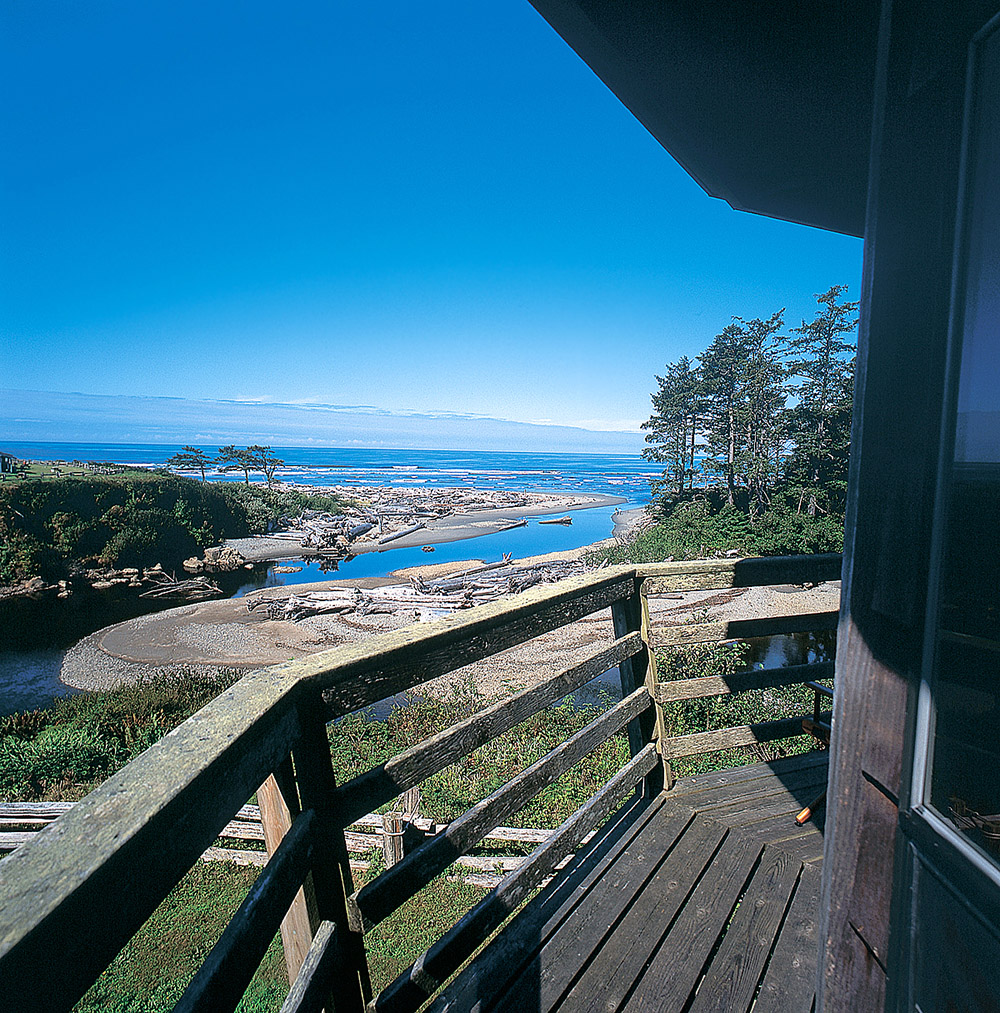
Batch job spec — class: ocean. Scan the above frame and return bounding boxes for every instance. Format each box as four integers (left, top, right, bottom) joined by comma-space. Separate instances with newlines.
1, 443, 658, 713
3, 442, 656, 505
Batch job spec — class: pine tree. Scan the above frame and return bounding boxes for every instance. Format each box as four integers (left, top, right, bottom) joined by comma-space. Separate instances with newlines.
247, 445, 284, 489
166, 446, 212, 483
216, 445, 253, 485
783, 286, 859, 515
641, 357, 703, 497
699, 323, 751, 507
733, 311, 787, 519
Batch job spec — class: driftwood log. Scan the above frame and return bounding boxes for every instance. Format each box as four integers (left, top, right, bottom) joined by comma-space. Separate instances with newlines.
245, 559, 599, 622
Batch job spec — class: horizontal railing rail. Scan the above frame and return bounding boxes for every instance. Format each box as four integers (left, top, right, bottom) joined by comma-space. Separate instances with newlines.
641, 553, 841, 778
0, 553, 842, 1013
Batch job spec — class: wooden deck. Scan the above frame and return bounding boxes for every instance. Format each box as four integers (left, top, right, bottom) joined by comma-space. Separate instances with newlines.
430, 751, 828, 1013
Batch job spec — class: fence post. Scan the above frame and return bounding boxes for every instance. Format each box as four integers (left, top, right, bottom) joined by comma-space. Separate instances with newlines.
292, 707, 372, 1013
611, 572, 665, 798
258, 758, 318, 984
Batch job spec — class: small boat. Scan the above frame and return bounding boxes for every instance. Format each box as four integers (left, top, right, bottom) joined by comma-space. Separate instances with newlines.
538, 516, 573, 525
421, 545, 435, 552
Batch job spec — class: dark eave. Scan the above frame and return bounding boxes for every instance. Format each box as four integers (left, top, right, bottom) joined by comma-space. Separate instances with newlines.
528, 0, 880, 237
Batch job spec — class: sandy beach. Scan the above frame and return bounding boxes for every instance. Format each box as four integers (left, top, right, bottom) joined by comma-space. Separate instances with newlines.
225, 488, 628, 562
60, 541, 839, 702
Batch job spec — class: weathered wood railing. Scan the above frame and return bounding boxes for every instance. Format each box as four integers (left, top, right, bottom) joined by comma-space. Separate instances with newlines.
0, 554, 841, 1013
639, 554, 839, 785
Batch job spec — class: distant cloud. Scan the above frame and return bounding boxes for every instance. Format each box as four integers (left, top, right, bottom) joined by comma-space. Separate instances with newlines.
0, 389, 645, 454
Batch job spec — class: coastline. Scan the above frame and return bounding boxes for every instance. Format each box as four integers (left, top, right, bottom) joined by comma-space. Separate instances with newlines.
225, 488, 628, 562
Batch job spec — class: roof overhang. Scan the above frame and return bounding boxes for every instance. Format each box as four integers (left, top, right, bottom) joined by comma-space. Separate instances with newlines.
528, 1, 879, 237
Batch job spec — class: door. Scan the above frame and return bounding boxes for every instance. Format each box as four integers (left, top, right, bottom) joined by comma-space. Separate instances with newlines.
893, 12, 1000, 1011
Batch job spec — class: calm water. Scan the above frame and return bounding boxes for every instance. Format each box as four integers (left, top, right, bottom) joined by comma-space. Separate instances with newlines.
2, 445, 652, 714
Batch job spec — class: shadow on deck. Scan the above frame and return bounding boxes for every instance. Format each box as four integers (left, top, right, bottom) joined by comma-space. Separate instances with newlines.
434, 752, 828, 1013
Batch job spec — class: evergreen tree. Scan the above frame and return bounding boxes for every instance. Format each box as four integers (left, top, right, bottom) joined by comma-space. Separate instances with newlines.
783, 285, 859, 515
699, 322, 751, 507
216, 445, 253, 485
247, 445, 284, 489
641, 357, 703, 497
732, 311, 787, 519
166, 446, 211, 483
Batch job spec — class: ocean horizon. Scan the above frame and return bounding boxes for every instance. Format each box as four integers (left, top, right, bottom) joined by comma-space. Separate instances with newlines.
4, 441, 658, 505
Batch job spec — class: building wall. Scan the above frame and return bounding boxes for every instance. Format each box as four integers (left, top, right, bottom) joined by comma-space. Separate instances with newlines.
818, 2, 998, 1008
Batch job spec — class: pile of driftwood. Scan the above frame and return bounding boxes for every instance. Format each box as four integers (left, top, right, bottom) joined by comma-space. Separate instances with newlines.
245, 557, 596, 623
138, 570, 221, 601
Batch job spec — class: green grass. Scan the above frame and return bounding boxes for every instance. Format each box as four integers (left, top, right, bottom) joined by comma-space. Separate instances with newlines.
0, 669, 242, 801
72, 862, 288, 1013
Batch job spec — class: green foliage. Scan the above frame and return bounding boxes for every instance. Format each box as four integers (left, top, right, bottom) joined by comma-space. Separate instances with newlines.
642, 356, 703, 497
657, 640, 828, 778
643, 285, 858, 523
0, 473, 349, 581
328, 681, 628, 829
589, 497, 843, 566
0, 670, 240, 801
165, 446, 213, 483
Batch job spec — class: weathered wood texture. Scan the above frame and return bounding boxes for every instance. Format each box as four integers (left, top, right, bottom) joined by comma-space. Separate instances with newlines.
290, 711, 370, 1012
348, 689, 652, 934
375, 744, 658, 1013
279, 920, 340, 1013
428, 753, 828, 1013
258, 767, 317, 986
174, 809, 316, 1013
651, 610, 839, 649
612, 576, 663, 796
661, 715, 829, 762
655, 661, 834, 702
302, 569, 635, 718
640, 553, 841, 595
331, 633, 642, 828
0, 669, 305, 1013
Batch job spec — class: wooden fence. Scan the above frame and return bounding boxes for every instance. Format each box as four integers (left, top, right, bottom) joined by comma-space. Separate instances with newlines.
0, 554, 841, 1013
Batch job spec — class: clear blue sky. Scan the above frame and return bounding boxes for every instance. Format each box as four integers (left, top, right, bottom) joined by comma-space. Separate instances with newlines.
1, 1, 863, 439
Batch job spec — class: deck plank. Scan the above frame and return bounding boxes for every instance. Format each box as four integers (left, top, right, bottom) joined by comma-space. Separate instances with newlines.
754, 862, 823, 1012
554, 815, 728, 1013
619, 830, 765, 1013
426, 796, 672, 1013
490, 807, 699, 1013
668, 763, 828, 815
686, 845, 802, 1013
413, 755, 828, 1013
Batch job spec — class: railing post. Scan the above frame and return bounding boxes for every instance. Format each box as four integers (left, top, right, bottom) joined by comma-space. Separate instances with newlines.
258, 758, 319, 985
611, 572, 666, 798
291, 707, 372, 1013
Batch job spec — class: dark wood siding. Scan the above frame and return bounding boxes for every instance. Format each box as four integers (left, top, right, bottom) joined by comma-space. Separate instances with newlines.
818, 2, 999, 1008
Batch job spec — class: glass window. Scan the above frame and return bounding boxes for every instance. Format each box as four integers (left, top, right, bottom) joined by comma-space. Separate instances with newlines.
927, 24, 1000, 863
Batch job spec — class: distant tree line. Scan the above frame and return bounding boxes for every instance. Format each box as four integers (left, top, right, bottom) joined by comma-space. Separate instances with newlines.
642, 285, 859, 520
166, 445, 285, 488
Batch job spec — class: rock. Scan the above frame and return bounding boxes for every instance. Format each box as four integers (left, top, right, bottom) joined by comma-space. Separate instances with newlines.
183, 557, 205, 574
24, 577, 49, 597
91, 580, 115, 590
121, 567, 140, 578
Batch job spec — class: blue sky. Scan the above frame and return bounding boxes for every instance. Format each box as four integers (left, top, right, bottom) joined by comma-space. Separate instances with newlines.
1, 2, 863, 444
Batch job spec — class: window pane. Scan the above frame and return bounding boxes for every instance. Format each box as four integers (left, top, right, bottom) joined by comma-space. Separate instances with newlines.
927, 25, 1000, 863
